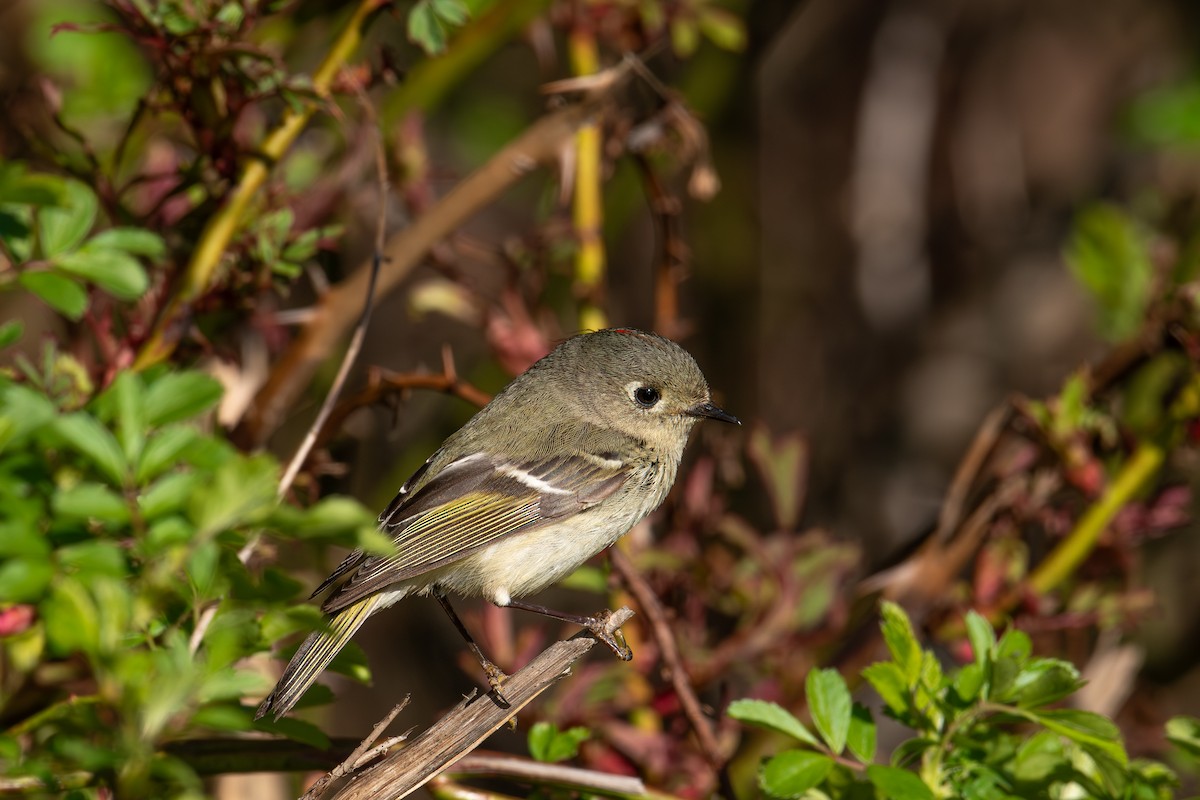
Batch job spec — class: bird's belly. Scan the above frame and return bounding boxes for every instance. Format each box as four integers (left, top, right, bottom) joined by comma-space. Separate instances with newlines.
430, 511, 639, 604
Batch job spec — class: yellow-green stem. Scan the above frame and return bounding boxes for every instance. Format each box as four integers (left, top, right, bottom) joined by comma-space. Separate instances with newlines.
569, 26, 607, 332
1027, 441, 1165, 595
134, 0, 385, 369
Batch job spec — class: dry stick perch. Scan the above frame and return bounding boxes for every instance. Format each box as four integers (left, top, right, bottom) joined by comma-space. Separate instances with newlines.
239, 68, 632, 447
327, 608, 635, 800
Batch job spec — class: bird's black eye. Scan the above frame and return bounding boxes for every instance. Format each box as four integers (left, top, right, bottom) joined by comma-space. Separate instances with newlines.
634, 386, 661, 408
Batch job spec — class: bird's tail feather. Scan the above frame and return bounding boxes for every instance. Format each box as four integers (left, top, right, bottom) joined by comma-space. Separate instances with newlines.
255, 595, 381, 721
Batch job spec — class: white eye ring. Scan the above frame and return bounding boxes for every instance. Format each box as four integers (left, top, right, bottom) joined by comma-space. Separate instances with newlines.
629, 383, 661, 408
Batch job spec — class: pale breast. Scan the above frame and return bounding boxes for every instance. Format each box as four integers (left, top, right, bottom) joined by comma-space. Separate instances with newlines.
427, 457, 677, 604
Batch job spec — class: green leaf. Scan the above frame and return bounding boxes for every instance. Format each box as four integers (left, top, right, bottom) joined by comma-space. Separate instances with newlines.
144, 371, 223, 426
199, 668, 271, 703
1166, 716, 1200, 758
862, 662, 909, 716
55, 246, 148, 300
42, 578, 99, 655
1127, 78, 1200, 145
325, 640, 372, 685
1032, 709, 1126, 762
0, 164, 66, 206
139, 472, 200, 520
0, 320, 23, 348
1010, 658, 1084, 709
880, 601, 922, 683
37, 179, 97, 257
188, 540, 220, 595
727, 699, 821, 748
87, 227, 165, 258
964, 610, 995, 669
697, 6, 746, 51
191, 703, 253, 733
288, 497, 378, 538
19, 271, 88, 319
759, 750, 833, 799
407, 1, 447, 54
189, 453, 278, 536
806, 668, 851, 755
430, 0, 469, 25
527, 721, 591, 763
108, 371, 145, 462
57, 541, 128, 578
0, 558, 53, 602
846, 703, 876, 764
865, 765, 935, 800
1012, 730, 1063, 783
52, 482, 130, 523
53, 413, 128, 485
136, 425, 199, 484
1065, 204, 1151, 341
953, 662, 985, 704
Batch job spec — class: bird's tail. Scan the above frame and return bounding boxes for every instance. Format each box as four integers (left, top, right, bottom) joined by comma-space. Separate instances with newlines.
255, 595, 382, 721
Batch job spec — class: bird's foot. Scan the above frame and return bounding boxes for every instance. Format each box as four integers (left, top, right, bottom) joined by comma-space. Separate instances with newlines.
481, 658, 512, 708
585, 608, 633, 661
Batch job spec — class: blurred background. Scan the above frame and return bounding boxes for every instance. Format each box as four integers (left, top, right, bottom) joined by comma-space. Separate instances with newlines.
4, 0, 1200, 794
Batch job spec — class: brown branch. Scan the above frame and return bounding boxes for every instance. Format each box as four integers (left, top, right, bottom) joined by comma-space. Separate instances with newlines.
931, 403, 1012, 544
317, 348, 492, 449
608, 550, 725, 772
237, 67, 633, 448
326, 608, 634, 800
633, 155, 687, 341
301, 699, 411, 800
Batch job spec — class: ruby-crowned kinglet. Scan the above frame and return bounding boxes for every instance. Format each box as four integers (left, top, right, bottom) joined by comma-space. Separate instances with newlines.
256, 328, 737, 720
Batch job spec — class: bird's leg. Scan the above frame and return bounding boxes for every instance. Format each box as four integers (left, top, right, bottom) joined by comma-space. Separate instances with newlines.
434, 590, 511, 707
504, 599, 633, 661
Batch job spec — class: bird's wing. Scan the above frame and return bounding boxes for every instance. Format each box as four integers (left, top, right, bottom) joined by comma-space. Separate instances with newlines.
318, 449, 630, 614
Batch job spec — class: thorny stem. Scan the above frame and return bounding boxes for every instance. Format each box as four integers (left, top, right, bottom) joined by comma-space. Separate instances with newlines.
134, 0, 388, 369
1026, 440, 1165, 595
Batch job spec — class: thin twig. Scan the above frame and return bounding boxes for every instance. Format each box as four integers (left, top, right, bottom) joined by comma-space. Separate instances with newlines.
301, 699, 412, 800
931, 404, 1011, 544
318, 348, 492, 448
608, 550, 725, 773
449, 752, 646, 797
328, 608, 635, 800
632, 154, 686, 340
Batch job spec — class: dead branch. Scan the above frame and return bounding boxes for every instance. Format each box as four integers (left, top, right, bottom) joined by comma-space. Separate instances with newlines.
326, 608, 635, 800
301, 699, 411, 800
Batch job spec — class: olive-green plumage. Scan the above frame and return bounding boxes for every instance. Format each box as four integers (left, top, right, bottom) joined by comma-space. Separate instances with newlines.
256, 328, 737, 720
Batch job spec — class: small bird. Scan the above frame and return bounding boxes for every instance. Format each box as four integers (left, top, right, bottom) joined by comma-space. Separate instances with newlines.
256, 328, 738, 720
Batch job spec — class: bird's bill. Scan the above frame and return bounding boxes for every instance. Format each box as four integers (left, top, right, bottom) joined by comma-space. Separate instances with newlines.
686, 401, 740, 425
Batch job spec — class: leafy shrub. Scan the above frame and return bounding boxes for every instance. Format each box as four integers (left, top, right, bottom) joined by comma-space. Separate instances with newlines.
730, 602, 1187, 800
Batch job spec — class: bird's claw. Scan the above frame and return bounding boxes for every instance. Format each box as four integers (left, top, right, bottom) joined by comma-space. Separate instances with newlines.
586, 608, 633, 661
482, 660, 512, 708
